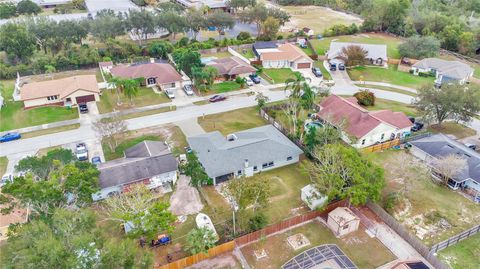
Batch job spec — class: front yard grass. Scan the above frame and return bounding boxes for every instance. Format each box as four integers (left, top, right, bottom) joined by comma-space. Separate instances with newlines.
210, 81, 243, 93
427, 122, 477, 139
0, 157, 8, 176
102, 124, 187, 160
262, 68, 299, 84
236, 48, 255, 59
198, 107, 266, 135
314, 61, 332, 80
118, 106, 176, 120
348, 65, 434, 89
363, 98, 418, 117
437, 232, 480, 269
97, 87, 171, 114
310, 33, 403, 58
355, 83, 417, 97
241, 220, 395, 269
367, 150, 480, 246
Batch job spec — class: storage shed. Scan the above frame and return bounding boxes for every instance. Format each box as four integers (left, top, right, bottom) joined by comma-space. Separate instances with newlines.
327, 207, 360, 237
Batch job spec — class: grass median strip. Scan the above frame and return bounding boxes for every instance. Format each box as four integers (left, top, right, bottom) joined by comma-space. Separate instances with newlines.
0, 157, 8, 176
21, 123, 81, 139
118, 106, 177, 120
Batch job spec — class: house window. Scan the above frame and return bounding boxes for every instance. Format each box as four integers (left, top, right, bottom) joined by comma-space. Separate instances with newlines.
47, 95, 58, 101
343, 224, 349, 230
171, 82, 176, 88
147, 77, 156, 85
361, 139, 366, 145
287, 156, 293, 161
268, 162, 274, 167
262, 163, 268, 169
253, 166, 258, 171
380, 133, 385, 140
237, 170, 242, 176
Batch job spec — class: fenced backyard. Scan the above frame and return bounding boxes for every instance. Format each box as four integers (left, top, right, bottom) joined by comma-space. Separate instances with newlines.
430, 224, 480, 254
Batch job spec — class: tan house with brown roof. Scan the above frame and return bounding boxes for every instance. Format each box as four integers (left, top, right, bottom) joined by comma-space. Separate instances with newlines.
110, 62, 183, 90
205, 56, 257, 81
256, 42, 313, 69
20, 75, 100, 108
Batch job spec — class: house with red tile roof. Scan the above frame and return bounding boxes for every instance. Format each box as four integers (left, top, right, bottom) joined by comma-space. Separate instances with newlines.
110, 62, 183, 90
317, 95, 413, 148
205, 56, 257, 81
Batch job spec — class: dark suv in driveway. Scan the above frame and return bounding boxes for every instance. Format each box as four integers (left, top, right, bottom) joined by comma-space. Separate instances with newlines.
79, 103, 88, 113
311, 67, 323, 77
249, 74, 261, 84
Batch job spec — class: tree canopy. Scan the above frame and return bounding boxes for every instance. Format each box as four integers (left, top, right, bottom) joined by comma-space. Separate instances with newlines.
304, 143, 385, 206
398, 35, 440, 59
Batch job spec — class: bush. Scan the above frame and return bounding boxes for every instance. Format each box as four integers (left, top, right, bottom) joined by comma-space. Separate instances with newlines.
16, 0, 41, 15
248, 212, 268, 231
354, 90, 375, 106
0, 2, 17, 19
237, 31, 251, 41
383, 192, 399, 213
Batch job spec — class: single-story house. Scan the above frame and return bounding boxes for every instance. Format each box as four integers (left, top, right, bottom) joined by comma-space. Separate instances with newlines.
187, 125, 304, 185
390, 260, 431, 269
408, 134, 480, 202
411, 58, 474, 85
173, 0, 228, 11
92, 141, 178, 201
317, 95, 413, 148
20, 75, 100, 108
301, 184, 328, 210
327, 207, 360, 237
205, 56, 257, 81
253, 41, 314, 69
110, 62, 183, 89
98, 61, 114, 74
327, 42, 388, 66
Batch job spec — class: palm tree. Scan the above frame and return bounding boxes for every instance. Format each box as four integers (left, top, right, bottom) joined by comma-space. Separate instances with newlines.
120, 79, 140, 105
107, 76, 123, 105
284, 72, 310, 98
283, 72, 311, 136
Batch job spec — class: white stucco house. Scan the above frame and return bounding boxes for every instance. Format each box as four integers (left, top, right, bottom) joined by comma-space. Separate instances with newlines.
252, 41, 314, 69
411, 58, 474, 86
187, 125, 304, 185
317, 95, 413, 148
92, 141, 178, 201
327, 42, 388, 66
408, 134, 480, 203
20, 75, 100, 108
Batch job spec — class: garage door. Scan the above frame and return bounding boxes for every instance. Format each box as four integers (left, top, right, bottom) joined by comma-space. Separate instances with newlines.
76, 95, 96, 104
297, 62, 311, 69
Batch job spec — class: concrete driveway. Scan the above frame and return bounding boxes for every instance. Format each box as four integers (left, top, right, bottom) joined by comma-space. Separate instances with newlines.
174, 118, 206, 138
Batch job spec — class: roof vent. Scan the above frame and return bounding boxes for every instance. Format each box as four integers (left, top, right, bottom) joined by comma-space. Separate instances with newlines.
226, 134, 238, 142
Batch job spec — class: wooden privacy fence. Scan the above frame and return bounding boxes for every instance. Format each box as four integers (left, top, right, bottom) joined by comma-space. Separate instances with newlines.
430, 224, 480, 253
235, 200, 347, 246
362, 139, 400, 153
156, 241, 235, 269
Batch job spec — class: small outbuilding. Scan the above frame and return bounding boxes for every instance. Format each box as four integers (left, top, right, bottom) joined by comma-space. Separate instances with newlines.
301, 184, 328, 210
327, 207, 360, 237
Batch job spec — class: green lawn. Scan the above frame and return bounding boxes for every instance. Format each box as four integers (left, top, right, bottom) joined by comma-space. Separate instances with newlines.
427, 122, 477, 139
355, 83, 417, 97
21, 123, 80, 139
210, 81, 243, 93
237, 48, 255, 59
119, 106, 176, 120
201, 51, 232, 58
438, 232, 480, 269
198, 107, 266, 135
242, 220, 395, 269
348, 65, 434, 89
262, 68, 299, 84
367, 150, 480, 246
0, 102, 79, 132
300, 45, 314, 56
314, 61, 332, 80
0, 157, 8, 176
102, 125, 187, 160
310, 33, 403, 58
97, 87, 171, 114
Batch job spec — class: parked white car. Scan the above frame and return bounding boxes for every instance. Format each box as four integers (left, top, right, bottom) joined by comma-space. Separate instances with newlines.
164, 88, 175, 99
183, 84, 194, 96
0, 173, 13, 187
76, 143, 88, 161
245, 77, 254, 86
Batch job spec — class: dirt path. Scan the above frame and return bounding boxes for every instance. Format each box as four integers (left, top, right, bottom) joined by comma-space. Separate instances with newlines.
169, 175, 204, 216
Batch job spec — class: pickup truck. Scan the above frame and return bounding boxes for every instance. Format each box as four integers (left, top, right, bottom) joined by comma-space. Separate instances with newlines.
76, 143, 88, 161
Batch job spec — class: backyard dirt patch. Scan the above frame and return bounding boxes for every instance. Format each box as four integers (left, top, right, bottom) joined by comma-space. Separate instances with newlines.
169, 175, 204, 216
185, 252, 241, 269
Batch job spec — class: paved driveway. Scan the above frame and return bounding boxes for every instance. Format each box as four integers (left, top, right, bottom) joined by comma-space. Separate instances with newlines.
174, 118, 206, 138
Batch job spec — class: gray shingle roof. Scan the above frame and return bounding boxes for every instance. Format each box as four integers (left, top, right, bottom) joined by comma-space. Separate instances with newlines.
187, 125, 303, 178
328, 42, 387, 61
409, 134, 480, 183
412, 58, 474, 80
98, 141, 177, 189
